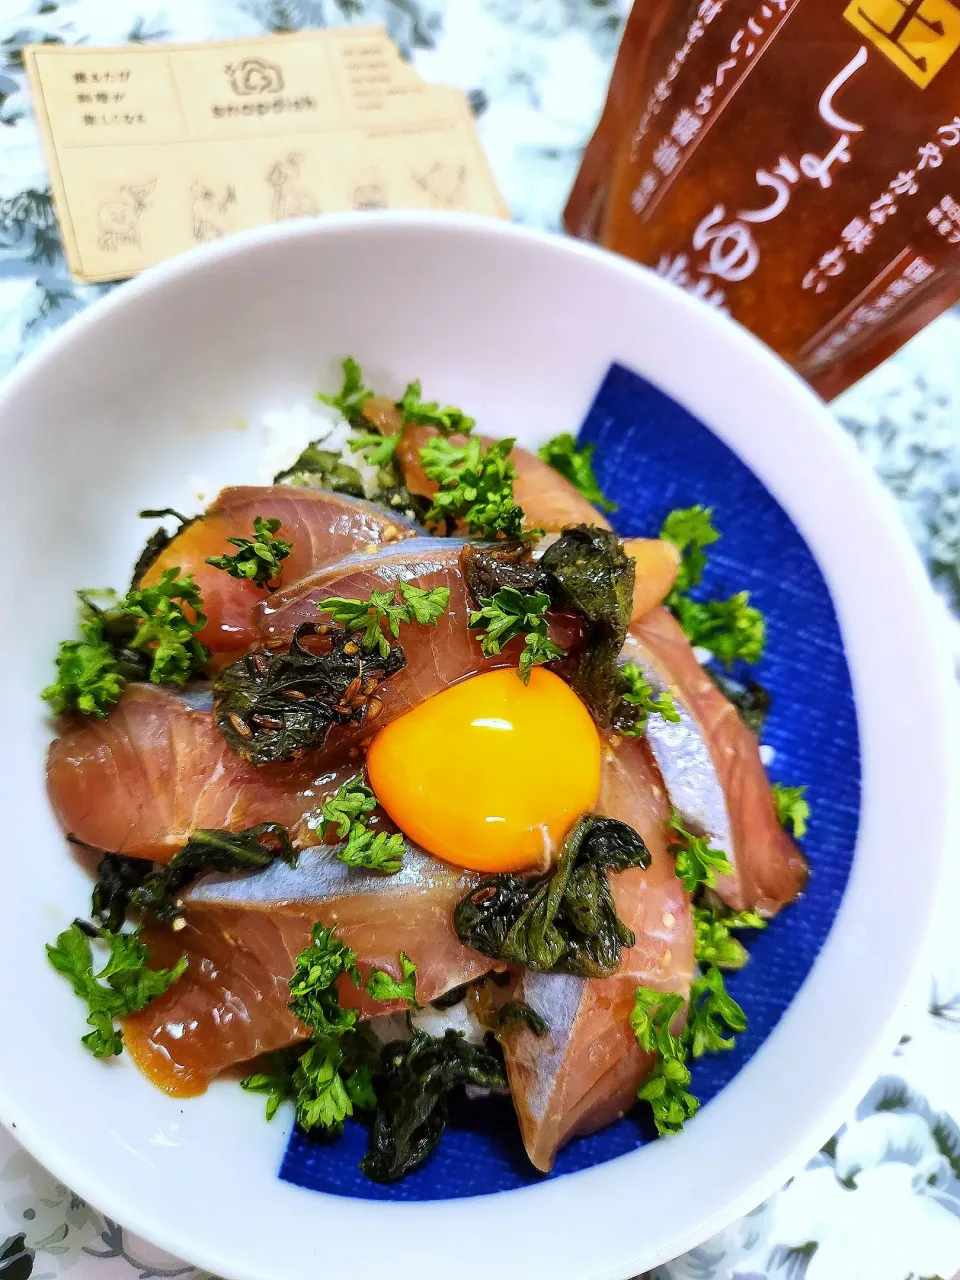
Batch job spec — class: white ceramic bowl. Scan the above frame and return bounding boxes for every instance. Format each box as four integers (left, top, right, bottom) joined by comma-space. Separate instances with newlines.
0, 212, 954, 1280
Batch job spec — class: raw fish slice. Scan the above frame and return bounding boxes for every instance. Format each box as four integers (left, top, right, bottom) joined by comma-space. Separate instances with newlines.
625, 606, 807, 915
256, 539, 579, 768
500, 737, 694, 1171
142, 486, 418, 657
124, 842, 486, 1096
396, 426, 612, 531
46, 684, 351, 861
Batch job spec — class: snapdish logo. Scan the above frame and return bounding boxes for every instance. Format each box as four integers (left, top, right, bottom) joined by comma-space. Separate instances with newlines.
224, 58, 284, 95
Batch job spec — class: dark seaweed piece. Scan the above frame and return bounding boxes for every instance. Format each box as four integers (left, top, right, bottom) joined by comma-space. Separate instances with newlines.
538, 525, 635, 728
461, 540, 541, 603
430, 982, 471, 1010
213, 622, 406, 765
707, 669, 772, 736
495, 1001, 548, 1037
454, 816, 651, 979
91, 853, 152, 932
128, 824, 297, 923
273, 443, 366, 496
361, 1029, 506, 1183
131, 508, 196, 588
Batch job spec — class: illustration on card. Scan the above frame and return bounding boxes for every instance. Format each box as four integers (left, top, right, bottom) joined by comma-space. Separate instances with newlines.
97, 180, 156, 252
266, 153, 318, 221
413, 162, 466, 209
191, 181, 237, 243
353, 166, 387, 211
225, 57, 284, 96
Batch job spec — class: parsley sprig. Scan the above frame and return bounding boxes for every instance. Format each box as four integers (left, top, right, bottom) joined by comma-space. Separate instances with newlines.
319, 776, 405, 874
616, 661, 680, 736
319, 582, 450, 658
365, 951, 418, 1006
318, 356, 374, 425
47, 921, 186, 1058
666, 810, 733, 893
419, 435, 526, 539
44, 569, 209, 717
468, 586, 564, 683
42, 616, 125, 718
692, 904, 765, 970
398, 379, 475, 436
630, 967, 746, 1135
538, 433, 616, 512
205, 515, 292, 589
772, 782, 810, 837
661, 506, 766, 667
242, 926, 418, 1133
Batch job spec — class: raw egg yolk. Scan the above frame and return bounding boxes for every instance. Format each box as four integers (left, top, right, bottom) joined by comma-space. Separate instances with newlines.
365, 668, 601, 873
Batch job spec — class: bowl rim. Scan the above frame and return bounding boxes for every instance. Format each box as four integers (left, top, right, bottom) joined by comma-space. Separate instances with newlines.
0, 209, 955, 1280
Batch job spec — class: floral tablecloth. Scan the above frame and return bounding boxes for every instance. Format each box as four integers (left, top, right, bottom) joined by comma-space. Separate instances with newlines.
1, 3, 959, 1279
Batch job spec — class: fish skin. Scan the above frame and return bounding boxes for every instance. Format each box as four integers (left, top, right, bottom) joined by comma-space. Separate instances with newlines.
142, 485, 419, 656
500, 736, 694, 1171
625, 606, 807, 916
124, 841, 486, 1096
45, 684, 352, 861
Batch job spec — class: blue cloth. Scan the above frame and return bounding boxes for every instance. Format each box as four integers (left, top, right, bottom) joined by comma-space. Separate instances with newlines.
280, 360, 861, 1201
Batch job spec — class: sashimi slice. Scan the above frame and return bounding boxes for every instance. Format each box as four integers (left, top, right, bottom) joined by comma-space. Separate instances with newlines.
625, 606, 807, 916
500, 737, 694, 1171
124, 842, 487, 1096
46, 684, 352, 861
395, 426, 612, 531
141, 486, 418, 656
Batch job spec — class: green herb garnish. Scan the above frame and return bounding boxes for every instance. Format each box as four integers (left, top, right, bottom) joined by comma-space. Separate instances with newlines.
419, 435, 525, 539
320, 582, 450, 659
46, 921, 186, 1058
692, 903, 765, 970
615, 661, 680, 737
537, 433, 616, 512
360, 1028, 505, 1183
671, 592, 766, 667
366, 952, 418, 1007
288, 923, 360, 1037
44, 569, 208, 716
320, 776, 405, 874
660, 506, 765, 667
398, 379, 475, 436
242, 925, 377, 1135
468, 586, 564, 683
685, 966, 746, 1058
43, 616, 125, 718
205, 516, 292, 589
637, 1053, 700, 1136
454, 816, 651, 979
629, 987, 685, 1058
661, 505, 718, 594
772, 782, 810, 838
317, 356, 374, 425
667, 811, 732, 893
